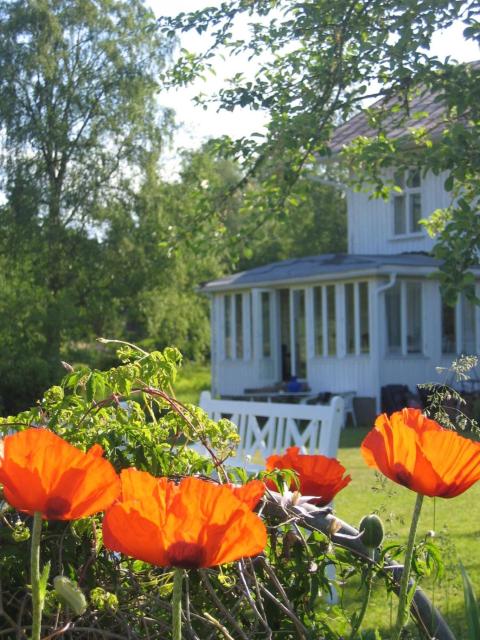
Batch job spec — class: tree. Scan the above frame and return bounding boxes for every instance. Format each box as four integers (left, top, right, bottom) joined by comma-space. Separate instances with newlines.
0, 0, 174, 381
162, 0, 479, 295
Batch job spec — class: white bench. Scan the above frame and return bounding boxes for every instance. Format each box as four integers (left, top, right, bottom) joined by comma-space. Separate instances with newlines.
198, 391, 345, 470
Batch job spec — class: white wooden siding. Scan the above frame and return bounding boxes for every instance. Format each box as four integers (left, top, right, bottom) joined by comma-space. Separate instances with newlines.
347, 171, 452, 255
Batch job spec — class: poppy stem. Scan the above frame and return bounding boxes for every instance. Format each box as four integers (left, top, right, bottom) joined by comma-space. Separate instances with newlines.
349, 559, 373, 639
394, 492, 424, 639
30, 511, 43, 640
172, 568, 184, 640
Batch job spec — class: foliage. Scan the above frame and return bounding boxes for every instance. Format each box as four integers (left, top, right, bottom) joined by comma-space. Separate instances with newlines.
459, 562, 480, 640
161, 0, 480, 298
0, 343, 456, 639
0, 0, 174, 409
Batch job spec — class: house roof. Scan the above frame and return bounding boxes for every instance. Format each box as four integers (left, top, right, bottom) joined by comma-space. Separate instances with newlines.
200, 252, 479, 293
330, 61, 479, 153
330, 89, 446, 154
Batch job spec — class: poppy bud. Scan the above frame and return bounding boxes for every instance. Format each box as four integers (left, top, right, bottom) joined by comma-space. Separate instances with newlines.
359, 514, 384, 550
53, 576, 87, 616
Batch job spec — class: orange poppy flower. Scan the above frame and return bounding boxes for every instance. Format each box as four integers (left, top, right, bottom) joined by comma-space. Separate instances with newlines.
229, 479, 265, 509
0, 428, 120, 520
103, 469, 267, 568
265, 446, 351, 506
361, 408, 480, 498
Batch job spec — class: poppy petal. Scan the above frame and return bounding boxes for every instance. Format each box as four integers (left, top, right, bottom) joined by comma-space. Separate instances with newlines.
230, 480, 265, 509
0, 429, 120, 519
361, 410, 480, 498
103, 503, 169, 566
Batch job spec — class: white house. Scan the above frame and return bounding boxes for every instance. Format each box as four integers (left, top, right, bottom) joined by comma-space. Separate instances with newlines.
200, 96, 480, 412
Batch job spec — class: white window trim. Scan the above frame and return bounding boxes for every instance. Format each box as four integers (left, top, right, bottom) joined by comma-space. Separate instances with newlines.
289, 287, 307, 379
259, 289, 274, 360
391, 169, 423, 238
441, 293, 479, 356
312, 283, 338, 358
385, 280, 424, 356
344, 281, 370, 357
221, 292, 250, 362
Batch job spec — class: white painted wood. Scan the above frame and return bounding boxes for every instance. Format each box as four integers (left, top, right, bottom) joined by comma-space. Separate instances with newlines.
347, 170, 451, 255
198, 391, 345, 470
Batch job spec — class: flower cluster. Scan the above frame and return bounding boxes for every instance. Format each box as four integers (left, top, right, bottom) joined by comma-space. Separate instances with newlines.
0, 428, 267, 569
2, 406, 480, 576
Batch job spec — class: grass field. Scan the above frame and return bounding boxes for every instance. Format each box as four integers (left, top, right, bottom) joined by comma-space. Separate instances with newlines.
174, 364, 479, 638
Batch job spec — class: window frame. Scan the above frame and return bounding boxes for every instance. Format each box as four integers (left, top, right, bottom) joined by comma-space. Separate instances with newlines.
221, 292, 249, 361
385, 279, 424, 356
313, 284, 337, 357
441, 293, 478, 356
344, 281, 370, 356
392, 169, 423, 237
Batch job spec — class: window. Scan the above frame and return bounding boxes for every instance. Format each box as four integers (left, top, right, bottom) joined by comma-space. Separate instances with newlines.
406, 282, 422, 353
292, 289, 307, 378
223, 293, 246, 360
345, 281, 370, 356
385, 280, 423, 355
441, 302, 456, 354
393, 169, 422, 235
313, 284, 337, 356
359, 282, 370, 353
224, 294, 232, 359
235, 293, 243, 359
385, 283, 401, 354
261, 291, 272, 358
462, 296, 477, 354
313, 286, 323, 356
327, 285, 336, 356
442, 294, 477, 355
345, 283, 355, 354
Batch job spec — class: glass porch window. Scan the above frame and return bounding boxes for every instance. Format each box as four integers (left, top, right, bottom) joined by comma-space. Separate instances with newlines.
345, 283, 355, 355
359, 282, 370, 353
261, 291, 271, 358
441, 302, 456, 354
313, 286, 323, 356
406, 282, 422, 353
224, 294, 232, 359
385, 282, 401, 354
327, 285, 336, 356
386, 280, 423, 355
292, 289, 306, 378
462, 295, 476, 354
235, 293, 243, 359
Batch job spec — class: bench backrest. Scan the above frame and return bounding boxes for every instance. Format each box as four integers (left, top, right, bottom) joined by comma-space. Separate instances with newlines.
198, 391, 345, 469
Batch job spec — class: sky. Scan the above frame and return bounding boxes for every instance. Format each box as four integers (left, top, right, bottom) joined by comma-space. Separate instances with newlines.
149, 1, 480, 171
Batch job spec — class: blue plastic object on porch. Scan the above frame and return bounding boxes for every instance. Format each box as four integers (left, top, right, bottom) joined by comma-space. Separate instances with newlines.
287, 376, 301, 392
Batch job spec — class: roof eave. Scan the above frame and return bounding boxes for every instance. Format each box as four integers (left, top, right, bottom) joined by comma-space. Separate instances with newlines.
200, 262, 478, 294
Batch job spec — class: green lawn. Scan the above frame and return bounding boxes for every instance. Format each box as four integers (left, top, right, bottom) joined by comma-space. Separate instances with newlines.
174, 366, 479, 638
174, 361, 211, 404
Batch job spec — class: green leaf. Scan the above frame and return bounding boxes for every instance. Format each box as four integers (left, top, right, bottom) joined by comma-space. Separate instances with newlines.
39, 561, 51, 603
460, 561, 480, 640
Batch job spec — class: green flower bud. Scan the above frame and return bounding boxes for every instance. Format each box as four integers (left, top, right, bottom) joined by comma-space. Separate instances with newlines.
90, 587, 119, 612
359, 514, 384, 550
11, 523, 30, 543
53, 576, 87, 616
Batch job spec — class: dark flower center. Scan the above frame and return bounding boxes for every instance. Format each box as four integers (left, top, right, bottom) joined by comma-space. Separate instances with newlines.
394, 467, 412, 488
45, 496, 71, 519
166, 541, 207, 569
